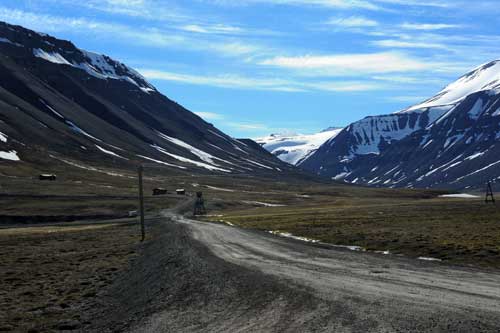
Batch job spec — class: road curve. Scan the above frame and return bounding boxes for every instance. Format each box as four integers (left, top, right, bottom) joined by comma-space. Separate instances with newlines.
152, 213, 500, 332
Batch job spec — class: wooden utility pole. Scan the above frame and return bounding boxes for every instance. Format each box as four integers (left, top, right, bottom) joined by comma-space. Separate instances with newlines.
485, 181, 495, 204
138, 165, 146, 241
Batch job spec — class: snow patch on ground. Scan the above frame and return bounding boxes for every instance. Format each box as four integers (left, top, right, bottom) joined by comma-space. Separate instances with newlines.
0, 37, 22, 47
34, 48, 72, 65
406, 60, 500, 111
243, 201, 286, 207
66, 121, 101, 141
152, 144, 231, 172
418, 257, 443, 262
439, 194, 480, 199
33, 48, 155, 93
0, 150, 20, 161
268, 231, 320, 243
0, 131, 7, 143
244, 158, 274, 170
95, 145, 128, 160
205, 185, 235, 192
137, 155, 186, 169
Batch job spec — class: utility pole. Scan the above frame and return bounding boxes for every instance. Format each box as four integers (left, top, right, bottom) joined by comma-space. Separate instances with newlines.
138, 165, 145, 241
485, 181, 495, 204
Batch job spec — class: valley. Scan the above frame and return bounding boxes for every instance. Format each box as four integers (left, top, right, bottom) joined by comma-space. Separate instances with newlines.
1, 19, 500, 333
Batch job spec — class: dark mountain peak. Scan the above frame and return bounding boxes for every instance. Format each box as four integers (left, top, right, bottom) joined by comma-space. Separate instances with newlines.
0, 21, 155, 94
0, 20, 294, 177
300, 61, 500, 189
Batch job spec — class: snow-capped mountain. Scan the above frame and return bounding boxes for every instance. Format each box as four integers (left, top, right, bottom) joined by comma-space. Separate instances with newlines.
256, 127, 342, 165
0, 21, 293, 176
300, 61, 500, 189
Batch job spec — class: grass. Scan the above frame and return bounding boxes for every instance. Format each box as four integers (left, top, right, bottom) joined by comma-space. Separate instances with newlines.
1, 161, 500, 331
203, 195, 500, 269
0, 221, 141, 332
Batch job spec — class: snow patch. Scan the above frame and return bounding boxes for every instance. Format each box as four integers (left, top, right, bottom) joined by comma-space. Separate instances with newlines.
137, 155, 186, 169
34, 48, 72, 65
0, 150, 20, 161
256, 128, 342, 165
268, 231, 320, 243
95, 145, 128, 160
243, 201, 286, 207
439, 194, 480, 199
152, 145, 231, 172
206, 185, 235, 192
418, 257, 442, 262
0, 131, 7, 143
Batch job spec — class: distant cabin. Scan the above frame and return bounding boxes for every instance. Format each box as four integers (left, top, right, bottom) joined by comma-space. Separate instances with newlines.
176, 189, 186, 195
39, 174, 56, 181
153, 188, 167, 196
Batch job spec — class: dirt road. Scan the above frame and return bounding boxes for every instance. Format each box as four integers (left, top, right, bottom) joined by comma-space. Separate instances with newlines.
134, 213, 500, 332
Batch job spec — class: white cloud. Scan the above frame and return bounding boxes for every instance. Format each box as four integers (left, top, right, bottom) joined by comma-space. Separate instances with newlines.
139, 68, 386, 92
306, 81, 384, 92
259, 52, 432, 75
180, 24, 243, 34
372, 39, 448, 49
209, 0, 381, 10
227, 122, 269, 131
400, 23, 463, 31
194, 111, 225, 120
0, 7, 264, 58
139, 69, 304, 92
326, 16, 379, 28
386, 95, 428, 103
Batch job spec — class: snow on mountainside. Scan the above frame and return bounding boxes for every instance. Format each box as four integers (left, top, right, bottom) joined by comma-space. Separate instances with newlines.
404, 61, 500, 112
256, 127, 342, 165
0, 21, 294, 176
300, 60, 500, 189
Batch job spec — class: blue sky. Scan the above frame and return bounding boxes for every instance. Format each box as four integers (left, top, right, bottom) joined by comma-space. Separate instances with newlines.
1, 0, 500, 138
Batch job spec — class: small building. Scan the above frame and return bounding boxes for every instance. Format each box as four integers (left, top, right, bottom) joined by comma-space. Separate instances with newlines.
152, 188, 167, 196
39, 174, 56, 181
176, 189, 186, 195
128, 210, 138, 217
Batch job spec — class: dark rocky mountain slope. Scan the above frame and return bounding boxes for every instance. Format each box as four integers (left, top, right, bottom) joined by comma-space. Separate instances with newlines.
0, 21, 293, 177
300, 61, 500, 190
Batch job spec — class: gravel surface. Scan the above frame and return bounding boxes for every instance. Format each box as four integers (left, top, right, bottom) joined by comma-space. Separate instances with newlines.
90, 212, 500, 332
136, 213, 500, 332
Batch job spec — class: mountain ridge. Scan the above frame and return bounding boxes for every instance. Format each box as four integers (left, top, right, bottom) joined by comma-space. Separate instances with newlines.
0, 21, 294, 177
300, 60, 500, 189
256, 127, 342, 165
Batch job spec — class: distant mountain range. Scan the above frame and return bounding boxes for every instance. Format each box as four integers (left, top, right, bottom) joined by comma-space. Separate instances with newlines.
255, 127, 342, 165
299, 61, 500, 189
0, 21, 293, 177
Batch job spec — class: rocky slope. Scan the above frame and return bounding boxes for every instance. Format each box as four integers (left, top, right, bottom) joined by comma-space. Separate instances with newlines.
300, 61, 500, 189
256, 127, 342, 165
0, 21, 292, 176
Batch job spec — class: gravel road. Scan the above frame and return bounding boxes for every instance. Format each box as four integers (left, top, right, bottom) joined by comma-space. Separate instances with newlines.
126, 213, 500, 332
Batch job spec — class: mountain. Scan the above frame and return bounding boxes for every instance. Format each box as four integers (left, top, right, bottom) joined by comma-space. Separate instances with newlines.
0, 21, 293, 176
256, 127, 342, 165
300, 61, 500, 189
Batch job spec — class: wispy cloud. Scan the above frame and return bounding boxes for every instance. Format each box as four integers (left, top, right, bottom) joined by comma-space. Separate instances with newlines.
139, 68, 387, 92
372, 39, 448, 49
139, 69, 305, 92
326, 16, 379, 28
386, 95, 428, 103
208, 0, 381, 10
0, 7, 265, 58
259, 52, 433, 75
400, 23, 463, 31
179, 23, 243, 35
226, 122, 269, 131
193, 111, 225, 120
